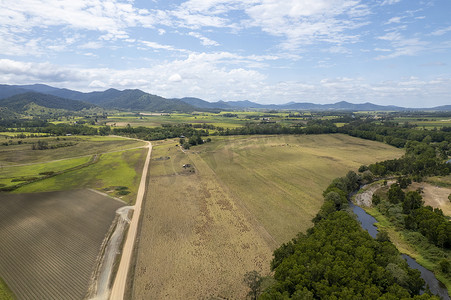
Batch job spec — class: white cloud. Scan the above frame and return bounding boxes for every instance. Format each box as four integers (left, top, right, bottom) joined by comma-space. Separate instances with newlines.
188, 32, 220, 46
376, 31, 429, 59
141, 41, 185, 52
244, 0, 370, 51
431, 26, 451, 36
381, 0, 401, 5
168, 73, 182, 82
385, 16, 403, 25
79, 41, 104, 49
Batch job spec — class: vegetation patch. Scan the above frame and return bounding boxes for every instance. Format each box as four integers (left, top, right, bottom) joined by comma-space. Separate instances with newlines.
14, 148, 146, 204
0, 277, 14, 300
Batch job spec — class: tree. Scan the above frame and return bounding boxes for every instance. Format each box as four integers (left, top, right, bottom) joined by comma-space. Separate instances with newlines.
402, 191, 423, 214
243, 271, 262, 300
439, 259, 450, 274
376, 230, 390, 242
388, 184, 405, 204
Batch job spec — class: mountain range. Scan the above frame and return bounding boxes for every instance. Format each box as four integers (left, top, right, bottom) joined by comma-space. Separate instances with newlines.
0, 83, 449, 113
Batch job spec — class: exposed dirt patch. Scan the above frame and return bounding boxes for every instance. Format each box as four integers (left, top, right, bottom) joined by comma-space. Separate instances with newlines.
410, 182, 451, 217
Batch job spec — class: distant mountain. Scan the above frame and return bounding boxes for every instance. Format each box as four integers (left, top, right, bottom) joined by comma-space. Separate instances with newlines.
1, 85, 197, 112
0, 84, 450, 112
106, 92, 196, 112
0, 92, 95, 112
174, 97, 228, 109
0, 85, 31, 100
431, 105, 451, 111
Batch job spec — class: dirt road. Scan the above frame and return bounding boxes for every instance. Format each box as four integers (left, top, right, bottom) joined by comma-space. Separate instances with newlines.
109, 141, 152, 300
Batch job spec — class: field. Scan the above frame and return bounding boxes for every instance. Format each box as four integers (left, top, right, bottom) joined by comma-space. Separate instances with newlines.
392, 117, 451, 129
131, 134, 403, 299
410, 182, 451, 217
0, 135, 145, 165
103, 111, 311, 129
14, 148, 146, 203
0, 189, 124, 300
0, 135, 147, 203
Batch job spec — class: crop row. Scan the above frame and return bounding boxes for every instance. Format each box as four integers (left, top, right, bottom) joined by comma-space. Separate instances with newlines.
0, 190, 123, 299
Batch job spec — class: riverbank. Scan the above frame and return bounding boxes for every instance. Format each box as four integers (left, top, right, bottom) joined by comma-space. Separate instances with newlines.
353, 184, 451, 298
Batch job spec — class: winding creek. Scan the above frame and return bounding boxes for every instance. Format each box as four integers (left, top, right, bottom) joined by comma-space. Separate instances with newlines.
349, 201, 450, 299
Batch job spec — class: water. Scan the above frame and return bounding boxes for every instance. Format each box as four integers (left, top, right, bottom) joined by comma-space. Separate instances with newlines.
350, 201, 450, 299
402, 254, 450, 300
349, 201, 378, 238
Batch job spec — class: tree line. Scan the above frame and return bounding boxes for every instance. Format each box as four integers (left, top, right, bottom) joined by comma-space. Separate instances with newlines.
260, 170, 437, 299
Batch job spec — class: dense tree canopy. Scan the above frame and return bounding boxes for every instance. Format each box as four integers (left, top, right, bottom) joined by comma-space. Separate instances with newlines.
261, 212, 431, 299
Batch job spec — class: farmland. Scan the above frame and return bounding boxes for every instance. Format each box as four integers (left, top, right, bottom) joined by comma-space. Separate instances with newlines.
0, 189, 124, 300
0, 135, 147, 203
131, 134, 403, 299
0, 135, 145, 165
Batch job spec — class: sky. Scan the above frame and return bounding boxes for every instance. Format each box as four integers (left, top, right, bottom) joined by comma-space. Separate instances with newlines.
0, 0, 451, 107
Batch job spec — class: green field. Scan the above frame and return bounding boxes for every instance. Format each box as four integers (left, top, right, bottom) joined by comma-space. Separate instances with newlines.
1, 135, 147, 203
0, 156, 91, 188
14, 148, 146, 203
393, 117, 451, 129
0, 135, 145, 165
103, 111, 309, 129
0, 277, 14, 300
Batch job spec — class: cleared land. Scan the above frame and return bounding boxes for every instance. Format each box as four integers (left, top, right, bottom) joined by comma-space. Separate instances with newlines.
0, 189, 124, 300
0, 135, 147, 203
132, 134, 403, 299
0, 135, 145, 165
14, 148, 146, 203
410, 182, 451, 217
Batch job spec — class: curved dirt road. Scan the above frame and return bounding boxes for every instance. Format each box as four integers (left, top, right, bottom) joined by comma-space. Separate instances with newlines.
109, 141, 152, 299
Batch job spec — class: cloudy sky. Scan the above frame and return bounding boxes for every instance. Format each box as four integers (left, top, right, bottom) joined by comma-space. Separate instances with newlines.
1, 0, 450, 107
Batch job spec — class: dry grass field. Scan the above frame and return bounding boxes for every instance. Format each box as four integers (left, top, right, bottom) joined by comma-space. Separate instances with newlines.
0, 189, 124, 300
131, 134, 403, 299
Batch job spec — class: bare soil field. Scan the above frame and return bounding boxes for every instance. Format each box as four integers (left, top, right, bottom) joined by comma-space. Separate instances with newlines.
131, 134, 403, 299
0, 189, 124, 300
410, 182, 451, 217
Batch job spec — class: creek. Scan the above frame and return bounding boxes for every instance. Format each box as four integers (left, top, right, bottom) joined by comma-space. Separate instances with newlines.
349, 201, 450, 300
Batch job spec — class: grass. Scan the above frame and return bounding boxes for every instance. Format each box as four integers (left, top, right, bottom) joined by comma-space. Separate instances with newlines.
364, 206, 451, 295
0, 278, 14, 300
196, 134, 404, 243
0, 156, 91, 188
105, 111, 310, 129
0, 131, 49, 137
0, 135, 145, 165
132, 134, 403, 299
14, 148, 146, 204
132, 139, 275, 299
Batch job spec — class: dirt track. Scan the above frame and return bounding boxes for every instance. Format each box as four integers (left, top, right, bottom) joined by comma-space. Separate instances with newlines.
109, 141, 152, 299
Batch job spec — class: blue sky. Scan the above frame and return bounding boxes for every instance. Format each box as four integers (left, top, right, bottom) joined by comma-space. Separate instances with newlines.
0, 0, 450, 107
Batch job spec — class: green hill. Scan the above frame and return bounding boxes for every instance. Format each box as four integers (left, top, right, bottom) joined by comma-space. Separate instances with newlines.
0, 92, 95, 113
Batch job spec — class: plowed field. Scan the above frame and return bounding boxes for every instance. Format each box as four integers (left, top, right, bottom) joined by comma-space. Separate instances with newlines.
0, 189, 124, 300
